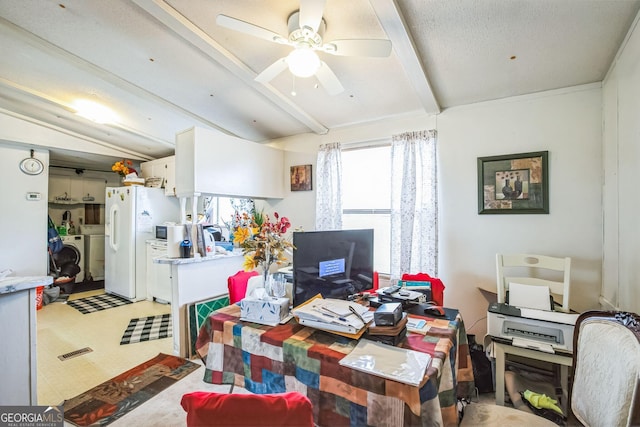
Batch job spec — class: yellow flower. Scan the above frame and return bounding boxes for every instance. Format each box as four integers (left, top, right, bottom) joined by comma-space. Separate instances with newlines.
233, 227, 251, 244
243, 254, 257, 271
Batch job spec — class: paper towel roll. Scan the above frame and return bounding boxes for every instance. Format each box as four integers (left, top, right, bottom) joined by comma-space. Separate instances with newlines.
167, 225, 184, 258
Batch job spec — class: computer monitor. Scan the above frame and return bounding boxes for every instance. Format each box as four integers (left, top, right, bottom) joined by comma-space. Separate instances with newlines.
292, 229, 374, 307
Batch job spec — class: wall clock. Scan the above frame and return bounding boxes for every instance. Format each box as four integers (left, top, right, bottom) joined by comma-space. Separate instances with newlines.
19, 150, 44, 175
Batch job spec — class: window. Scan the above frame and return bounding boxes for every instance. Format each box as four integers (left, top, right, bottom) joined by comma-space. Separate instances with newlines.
342, 145, 391, 274
202, 196, 250, 229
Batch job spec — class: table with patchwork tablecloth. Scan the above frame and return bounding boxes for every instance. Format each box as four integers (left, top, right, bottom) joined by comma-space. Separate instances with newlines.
196, 304, 475, 426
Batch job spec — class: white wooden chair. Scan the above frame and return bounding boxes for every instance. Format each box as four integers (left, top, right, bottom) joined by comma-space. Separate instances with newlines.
462, 310, 640, 426
496, 253, 571, 312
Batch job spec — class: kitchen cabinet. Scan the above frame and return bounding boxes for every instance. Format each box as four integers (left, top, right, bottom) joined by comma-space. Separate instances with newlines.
49, 175, 77, 203
146, 240, 171, 303
49, 175, 106, 204
175, 127, 284, 199
0, 276, 52, 405
141, 155, 176, 196
80, 177, 106, 204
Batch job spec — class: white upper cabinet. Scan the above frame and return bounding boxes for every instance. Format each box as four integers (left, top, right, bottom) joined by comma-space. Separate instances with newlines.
175, 127, 284, 199
140, 155, 176, 196
49, 174, 106, 204
80, 177, 107, 204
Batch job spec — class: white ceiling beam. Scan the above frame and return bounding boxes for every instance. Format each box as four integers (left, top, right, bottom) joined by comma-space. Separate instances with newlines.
0, 16, 230, 141
132, 0, 329, 135
370, 0, 440, 114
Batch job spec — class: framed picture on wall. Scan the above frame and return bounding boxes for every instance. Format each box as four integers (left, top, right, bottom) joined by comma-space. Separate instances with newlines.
290, 164, 312, 191
477, 151, 549, 214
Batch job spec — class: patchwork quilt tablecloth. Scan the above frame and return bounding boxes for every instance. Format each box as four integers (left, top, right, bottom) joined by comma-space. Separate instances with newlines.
196, 305, 475, 427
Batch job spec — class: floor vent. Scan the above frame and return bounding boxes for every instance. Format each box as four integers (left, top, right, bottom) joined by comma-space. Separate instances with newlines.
58, 347, 93, 361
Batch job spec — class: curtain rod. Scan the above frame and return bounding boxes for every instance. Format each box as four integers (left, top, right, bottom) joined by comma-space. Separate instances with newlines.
341, 137, 390, 151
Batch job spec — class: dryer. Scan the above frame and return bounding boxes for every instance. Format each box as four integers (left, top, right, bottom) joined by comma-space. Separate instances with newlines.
59, 235, 85, 283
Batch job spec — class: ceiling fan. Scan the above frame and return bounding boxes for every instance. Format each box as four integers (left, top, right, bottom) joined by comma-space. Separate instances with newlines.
216, 0, 392, 95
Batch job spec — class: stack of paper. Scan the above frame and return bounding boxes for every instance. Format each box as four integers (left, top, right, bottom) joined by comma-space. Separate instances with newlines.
292, 297, 373, 335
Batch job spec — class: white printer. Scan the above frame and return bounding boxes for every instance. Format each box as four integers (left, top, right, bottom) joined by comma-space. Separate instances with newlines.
487, 302, 579, 353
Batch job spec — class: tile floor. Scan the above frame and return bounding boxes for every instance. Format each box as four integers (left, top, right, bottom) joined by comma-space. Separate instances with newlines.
36, 289, 173, 406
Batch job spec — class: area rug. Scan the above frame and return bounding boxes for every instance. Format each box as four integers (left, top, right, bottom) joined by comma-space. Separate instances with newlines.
67, 293, 133, 314
120, 314, 172, 345
63, 353, 199, 426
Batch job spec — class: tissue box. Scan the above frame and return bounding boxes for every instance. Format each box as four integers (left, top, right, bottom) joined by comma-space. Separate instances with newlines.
240, 296, 290, 326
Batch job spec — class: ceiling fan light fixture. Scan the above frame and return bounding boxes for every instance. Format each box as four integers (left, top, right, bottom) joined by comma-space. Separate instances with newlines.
286, 48, 321, 78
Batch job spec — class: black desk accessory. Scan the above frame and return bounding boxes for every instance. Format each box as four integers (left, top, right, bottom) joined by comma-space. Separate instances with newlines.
373, 302, 403, 326
405, 303, 459, 321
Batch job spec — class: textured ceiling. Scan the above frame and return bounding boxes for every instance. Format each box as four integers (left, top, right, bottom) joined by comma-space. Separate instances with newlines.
0, 0, 638, 170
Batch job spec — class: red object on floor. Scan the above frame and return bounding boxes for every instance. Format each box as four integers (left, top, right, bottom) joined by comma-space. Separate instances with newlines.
181, 391, 315, 427
227, 270, 260, 304
401, 272, 445, 306
35, 286, 44, 310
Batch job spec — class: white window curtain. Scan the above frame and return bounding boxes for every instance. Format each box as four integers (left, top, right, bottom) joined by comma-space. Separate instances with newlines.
390, 130, 438, 279
315, 142, 343, 230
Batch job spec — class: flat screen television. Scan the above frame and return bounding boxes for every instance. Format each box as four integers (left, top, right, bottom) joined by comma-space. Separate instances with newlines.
292, 229, 374, 307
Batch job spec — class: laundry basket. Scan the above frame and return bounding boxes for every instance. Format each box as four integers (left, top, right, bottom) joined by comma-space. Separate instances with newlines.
36, 286, 44, 310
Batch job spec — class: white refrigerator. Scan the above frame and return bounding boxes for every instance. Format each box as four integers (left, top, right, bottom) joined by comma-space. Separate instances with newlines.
105, 186, 179, 300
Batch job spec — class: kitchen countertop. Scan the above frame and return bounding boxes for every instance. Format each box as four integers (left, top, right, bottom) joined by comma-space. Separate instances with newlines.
154, 250, 243, 265
0, 276, 53, 295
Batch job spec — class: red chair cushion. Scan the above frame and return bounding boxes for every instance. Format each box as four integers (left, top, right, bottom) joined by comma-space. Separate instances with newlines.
401, 272, 445, 306
181, 391, 314, 427
227, 270, 259, 304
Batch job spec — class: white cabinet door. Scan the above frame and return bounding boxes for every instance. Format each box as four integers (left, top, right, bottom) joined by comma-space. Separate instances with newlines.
69, 178, 83, 201
49, 175, 71, 202
81, 178, 106, 204
146, 243, 171, 303
163, 157, 176, 196
141, 155, 176, 196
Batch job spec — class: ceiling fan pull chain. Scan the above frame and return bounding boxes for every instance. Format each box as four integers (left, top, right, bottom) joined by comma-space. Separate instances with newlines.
291, 76, 297, 97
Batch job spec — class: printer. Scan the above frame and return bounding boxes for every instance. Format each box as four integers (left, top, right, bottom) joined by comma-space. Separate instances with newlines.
487, 302, 579, 354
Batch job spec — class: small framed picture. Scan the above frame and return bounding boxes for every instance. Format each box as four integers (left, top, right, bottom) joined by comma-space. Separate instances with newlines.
290, 164, 312, 191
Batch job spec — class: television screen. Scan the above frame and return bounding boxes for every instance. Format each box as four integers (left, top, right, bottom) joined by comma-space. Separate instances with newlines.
292, 229, 374, 307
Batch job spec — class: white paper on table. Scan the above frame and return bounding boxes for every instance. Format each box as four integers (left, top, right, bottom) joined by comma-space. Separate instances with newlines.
508, 282, 551, 311
339, 339, 431, 386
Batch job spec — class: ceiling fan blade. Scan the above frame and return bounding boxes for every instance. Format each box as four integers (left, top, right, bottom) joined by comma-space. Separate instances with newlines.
322, 39, 392, 57
315, 61, 344, 95
299, 0, 326, 32
255, 58, 289, 83
217, 14, 288, 45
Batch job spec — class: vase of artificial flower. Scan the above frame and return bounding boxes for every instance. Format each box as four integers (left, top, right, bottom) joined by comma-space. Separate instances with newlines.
232, 210, 293, 284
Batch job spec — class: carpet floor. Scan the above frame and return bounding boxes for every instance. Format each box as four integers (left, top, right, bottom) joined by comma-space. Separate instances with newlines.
63, 353, 199, 426
120, 314, 172, 345
67, 293, 133, 314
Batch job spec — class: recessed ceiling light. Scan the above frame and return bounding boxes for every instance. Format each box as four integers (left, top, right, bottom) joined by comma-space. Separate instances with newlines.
72, 99, 118, 124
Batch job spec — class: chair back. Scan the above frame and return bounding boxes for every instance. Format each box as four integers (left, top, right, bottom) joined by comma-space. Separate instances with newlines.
571, 311, 640, 427
227, 270, 259, 304
181, 391, 314, 427
496, 253, 571, 312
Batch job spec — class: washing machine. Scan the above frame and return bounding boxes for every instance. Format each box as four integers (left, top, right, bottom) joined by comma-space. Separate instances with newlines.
59, 235, 85, 283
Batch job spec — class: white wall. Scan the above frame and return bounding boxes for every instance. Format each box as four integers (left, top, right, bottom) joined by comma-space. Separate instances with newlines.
438, 85, 603, 337
0, 142, 50, 276
267, 85, 603, 338
602, 15, 640, 313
